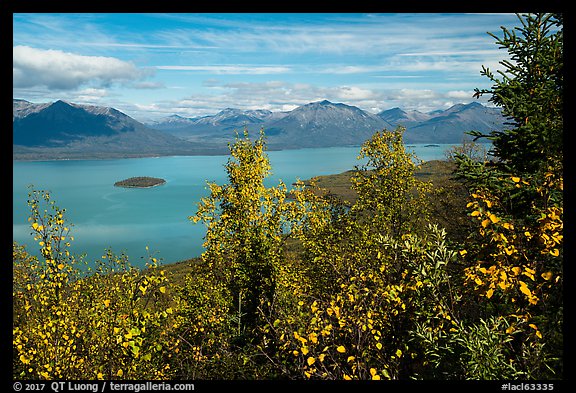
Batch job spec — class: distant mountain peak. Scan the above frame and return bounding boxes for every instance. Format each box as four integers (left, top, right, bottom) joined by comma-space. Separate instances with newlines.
13, 99, 211, 159
47, 100, 74, 110
382, 107, 406, 116
440, 101, 485, 115
378, 107, 431, 126
219, 107, 241, 114
302, 100, 337, 108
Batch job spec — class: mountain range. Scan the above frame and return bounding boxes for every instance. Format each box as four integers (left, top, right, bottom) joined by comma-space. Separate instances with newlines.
148, 100, 507, 148
379, 102, 507, 143
13, 99, 507, 160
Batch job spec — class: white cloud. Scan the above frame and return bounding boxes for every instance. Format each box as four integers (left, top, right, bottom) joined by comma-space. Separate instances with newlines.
320, 65, 385, 74
394, 89, 437, 100
397, 49, 501, 57
333, 86, 377, 101
131, 81, 165, 89
13, 45, 148, 90
135, 83, 387, 118
446, 90, 475, 99
75, 88, 109, 102
155, 65, 291, 74
120, 81, 492, 121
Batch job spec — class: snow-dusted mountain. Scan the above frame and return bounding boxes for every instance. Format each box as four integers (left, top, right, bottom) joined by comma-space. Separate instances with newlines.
13, 98, 508, 159
194, 108, 275, 126
149, 100, 507, 146
12, 99, 225, 159
147, 114, 199, 131
378, 107, 432, 128
148, 100, 394, 148
403, 102, 507, 143
262, 100, 394, 148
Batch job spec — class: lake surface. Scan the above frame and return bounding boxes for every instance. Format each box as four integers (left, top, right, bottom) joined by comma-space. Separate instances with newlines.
13, 144, 459, 267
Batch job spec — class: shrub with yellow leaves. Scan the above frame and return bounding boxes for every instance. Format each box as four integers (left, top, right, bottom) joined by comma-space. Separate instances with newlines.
190, 129, 292, 342
13, 189, 180, 380
458, 166, 562, 378
462, 172, 562, 306
257, 128, 457, 380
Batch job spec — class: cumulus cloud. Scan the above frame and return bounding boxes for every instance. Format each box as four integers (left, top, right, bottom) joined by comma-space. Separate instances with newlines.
333, 86, 377, 101
124, 81, 489, 121
75, 88, 109, 102
61, 81, 489, 122
446, 90, 475, 99
13, 45, 148, 90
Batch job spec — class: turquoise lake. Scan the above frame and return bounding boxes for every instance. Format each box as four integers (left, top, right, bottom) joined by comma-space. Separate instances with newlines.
13, 144, 459, 267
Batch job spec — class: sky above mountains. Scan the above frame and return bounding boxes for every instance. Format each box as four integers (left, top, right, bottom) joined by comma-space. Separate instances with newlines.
13, 13, 520, 121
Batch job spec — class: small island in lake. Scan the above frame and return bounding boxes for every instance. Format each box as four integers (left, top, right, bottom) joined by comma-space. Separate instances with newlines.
114, 176, 166, 188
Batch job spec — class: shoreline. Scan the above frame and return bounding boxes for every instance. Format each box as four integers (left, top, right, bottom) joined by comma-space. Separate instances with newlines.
12, 142, 489, 162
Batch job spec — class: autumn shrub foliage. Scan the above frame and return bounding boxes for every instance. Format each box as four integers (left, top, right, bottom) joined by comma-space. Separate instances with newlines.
13, 13, 562, 380
13, 189, 180, 380
453, 12, 563, 378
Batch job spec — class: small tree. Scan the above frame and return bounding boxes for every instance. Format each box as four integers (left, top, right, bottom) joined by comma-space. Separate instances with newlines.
470, 13, 563, 175
262, 128, 446, 380
454, 13, 563, 379
352, 127, 433, 238
191, 129, 292, 345
445, 139, 488, 163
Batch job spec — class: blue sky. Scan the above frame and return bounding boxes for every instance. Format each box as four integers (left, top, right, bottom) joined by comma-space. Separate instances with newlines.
13, 13, 520, 121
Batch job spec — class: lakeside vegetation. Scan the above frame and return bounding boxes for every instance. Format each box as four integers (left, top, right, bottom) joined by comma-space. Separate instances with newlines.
13, 14, 562, 381
159, 158, 471, 287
